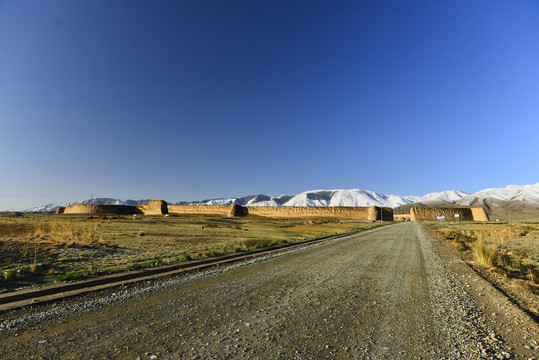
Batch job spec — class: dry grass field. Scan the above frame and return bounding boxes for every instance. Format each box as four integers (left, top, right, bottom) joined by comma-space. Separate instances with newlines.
0, 213, 385, 291
430, 222, 539, 315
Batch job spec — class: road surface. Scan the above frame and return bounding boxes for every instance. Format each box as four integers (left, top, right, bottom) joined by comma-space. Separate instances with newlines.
1, 222, 537, 359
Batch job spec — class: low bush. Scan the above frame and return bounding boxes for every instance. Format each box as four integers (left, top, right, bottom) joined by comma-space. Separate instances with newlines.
471, 240, 499, 268
182, 253, 192, 261
4, 270, 16, 281
58, 272, 75, 282
204, 250, 220, 257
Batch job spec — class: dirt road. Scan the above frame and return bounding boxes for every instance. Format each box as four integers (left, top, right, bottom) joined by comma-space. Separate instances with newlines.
1, 222, 538, 359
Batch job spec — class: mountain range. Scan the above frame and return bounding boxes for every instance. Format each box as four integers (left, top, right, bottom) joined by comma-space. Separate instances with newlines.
25, 183, 539, 213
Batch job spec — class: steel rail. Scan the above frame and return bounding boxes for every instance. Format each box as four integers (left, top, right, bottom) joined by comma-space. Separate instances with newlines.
0, 225, 390, 311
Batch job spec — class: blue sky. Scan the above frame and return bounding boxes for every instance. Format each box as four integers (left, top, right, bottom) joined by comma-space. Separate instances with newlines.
1, 0, 538, 210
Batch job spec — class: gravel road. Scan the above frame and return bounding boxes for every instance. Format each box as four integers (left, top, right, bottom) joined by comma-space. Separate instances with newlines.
1, 222, 538, 359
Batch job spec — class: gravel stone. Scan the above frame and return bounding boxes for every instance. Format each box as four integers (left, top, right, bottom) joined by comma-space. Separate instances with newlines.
0, 223, 538, 359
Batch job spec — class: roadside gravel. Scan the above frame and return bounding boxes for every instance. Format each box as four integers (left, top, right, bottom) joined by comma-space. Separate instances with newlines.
0, 222, 537, 359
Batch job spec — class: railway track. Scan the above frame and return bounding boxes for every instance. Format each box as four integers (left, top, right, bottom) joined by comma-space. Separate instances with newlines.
0, 225, 387, 311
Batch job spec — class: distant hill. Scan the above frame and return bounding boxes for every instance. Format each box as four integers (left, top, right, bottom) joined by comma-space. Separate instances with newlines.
178, 189, 471, 208
27, 198, 154, 213
26, 183, 539, 215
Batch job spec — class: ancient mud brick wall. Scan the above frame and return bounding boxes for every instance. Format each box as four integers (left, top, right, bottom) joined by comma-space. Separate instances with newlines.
393, 214, 411, 221
167, 205, 231, 216
167, 205, 390, 220
60, 202, 396, 220
247, 206, 393, 221
410, 207, 474, 221
62, 204, 143, 215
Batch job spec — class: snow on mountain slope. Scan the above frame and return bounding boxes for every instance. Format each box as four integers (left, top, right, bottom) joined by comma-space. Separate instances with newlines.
28, 201, 79, 213
457, 183, 539, 207
24, 183, 539, 212
27, 198, 152, 213
472, 183, 539, 202
194, 185, 535, 208
281, 189, 422, 208
420, 190, 470, 204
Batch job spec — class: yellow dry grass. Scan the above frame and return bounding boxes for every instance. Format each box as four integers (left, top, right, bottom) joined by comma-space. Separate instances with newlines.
430, 222, 539, 291
470, 238, 499, 268
0, 213, 386, 288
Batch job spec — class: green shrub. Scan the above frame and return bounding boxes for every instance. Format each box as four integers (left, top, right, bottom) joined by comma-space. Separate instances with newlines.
150, 258, 163, 266
56, 272, 75, 282
4, 270, 16, 281
182, 253, 192, 261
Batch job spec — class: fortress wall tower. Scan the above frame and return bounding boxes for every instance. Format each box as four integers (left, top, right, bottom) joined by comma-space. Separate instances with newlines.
228, 204, 249, 217
367, 206, 378, 221
144, 200, 169, 215
471, 207, 489, 221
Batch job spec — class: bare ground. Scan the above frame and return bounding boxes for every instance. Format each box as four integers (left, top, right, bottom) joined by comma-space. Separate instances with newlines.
0, 222, 538, 359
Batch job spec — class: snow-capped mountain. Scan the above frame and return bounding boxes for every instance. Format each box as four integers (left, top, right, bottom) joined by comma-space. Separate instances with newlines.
24, 183, 539, 212
456, 183, 539, 209
27, 198, 153, 213
421, 190, 471, 204
181, 188, 471, 208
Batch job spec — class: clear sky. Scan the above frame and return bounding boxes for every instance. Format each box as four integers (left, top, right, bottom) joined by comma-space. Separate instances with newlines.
1, 0, 538, 210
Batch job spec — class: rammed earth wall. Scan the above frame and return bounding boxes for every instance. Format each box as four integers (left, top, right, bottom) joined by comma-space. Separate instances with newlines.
58, 202, 486, 222
409, 207, 489, 222
246, 206, 392, 221
62, 204, 144, 215
59, 203, 394, 220
167, 205, 230, 216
